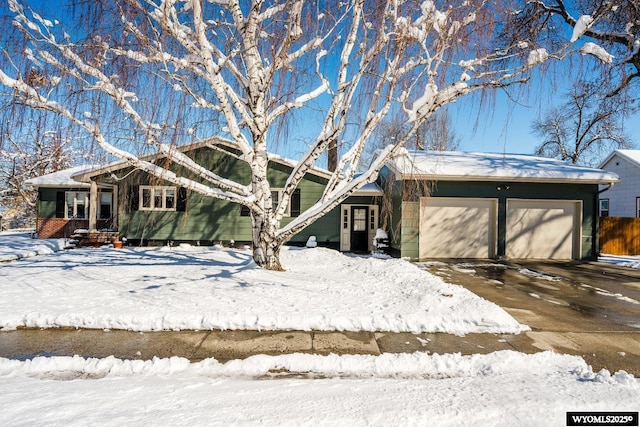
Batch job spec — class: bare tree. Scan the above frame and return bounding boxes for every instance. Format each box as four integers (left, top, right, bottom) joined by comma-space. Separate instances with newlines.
531, 80, 633, 165
0, 112, 92, 223
0, 0, 574, 270
509, 0, 640, 96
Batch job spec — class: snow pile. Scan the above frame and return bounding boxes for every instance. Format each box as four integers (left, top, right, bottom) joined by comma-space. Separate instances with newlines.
580, 42, 614, 63
0, 350, 634, 382
0, 237, 526, 334
0, 232, 69, 262
570, 15, 594, 42
599, 254, 640, 270
0, 351, 637, 426
528, 48, 548, 65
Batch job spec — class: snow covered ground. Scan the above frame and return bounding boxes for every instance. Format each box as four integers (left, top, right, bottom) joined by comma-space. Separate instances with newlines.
1, 233, 638, 426
0, 231, 68, 262
1, 351, 638, 426
0, 233, 524, 334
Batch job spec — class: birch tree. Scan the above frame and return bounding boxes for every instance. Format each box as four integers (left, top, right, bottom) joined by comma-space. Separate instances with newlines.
510, 0, 640, 97
0, 0, 577, 270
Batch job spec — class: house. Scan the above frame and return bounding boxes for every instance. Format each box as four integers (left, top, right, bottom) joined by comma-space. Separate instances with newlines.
27, 144, 620, 260
381, 150, 619, 260
598, 150, 640, 218
25, 165, 111, 239
26, 139, 383, 252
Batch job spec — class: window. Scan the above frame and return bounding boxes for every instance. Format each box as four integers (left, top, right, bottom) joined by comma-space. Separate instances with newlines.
343, 208, 349, 230
637, 197, 640, 218
369, 208, 376, 230
139, 186, 177, 211
352, 208, 367, 231
65, 191, 89, 219
599, 199, 609, 217
99, 192, 112, 220
240, 189, 300, 217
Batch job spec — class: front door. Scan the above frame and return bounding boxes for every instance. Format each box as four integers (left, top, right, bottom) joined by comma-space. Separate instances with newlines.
350, 206, 369, 252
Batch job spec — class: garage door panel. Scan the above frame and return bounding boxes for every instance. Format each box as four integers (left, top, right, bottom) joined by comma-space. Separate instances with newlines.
419, 198, 496, 259
506, 200, 580, 260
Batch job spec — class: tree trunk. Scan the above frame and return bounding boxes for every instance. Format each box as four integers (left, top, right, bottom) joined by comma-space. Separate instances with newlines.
249, 145, 284, 271
251, 211, 284, 271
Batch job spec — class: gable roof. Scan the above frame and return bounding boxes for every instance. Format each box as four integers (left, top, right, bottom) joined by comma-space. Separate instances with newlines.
70, 138, 337, 183
26, 138, 383, 196
387, 150, 619, 184
598, 149, 640, 169
25, 165, 100, 188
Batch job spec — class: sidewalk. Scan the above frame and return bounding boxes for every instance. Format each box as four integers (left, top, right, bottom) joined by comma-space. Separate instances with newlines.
2, 326, 639, 375
1, 328, 537, 363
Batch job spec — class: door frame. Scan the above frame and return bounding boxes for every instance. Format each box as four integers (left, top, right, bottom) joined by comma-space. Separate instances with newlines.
340, 204, 378, 252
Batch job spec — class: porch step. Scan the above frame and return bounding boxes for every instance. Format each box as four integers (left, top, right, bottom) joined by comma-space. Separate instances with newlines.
73, 231, 119, 248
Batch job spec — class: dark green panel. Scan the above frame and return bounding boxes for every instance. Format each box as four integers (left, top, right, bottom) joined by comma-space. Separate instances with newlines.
38, 188, 59, 218
37, 187, 90, 218
390, 179, 599, 260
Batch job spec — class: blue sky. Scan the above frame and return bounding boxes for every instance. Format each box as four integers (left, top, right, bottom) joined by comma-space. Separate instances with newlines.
4, 0, 638, 164
449, 76, 640, 157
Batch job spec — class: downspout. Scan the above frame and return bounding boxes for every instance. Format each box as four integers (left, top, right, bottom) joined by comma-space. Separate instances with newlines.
593, 182, 615, 259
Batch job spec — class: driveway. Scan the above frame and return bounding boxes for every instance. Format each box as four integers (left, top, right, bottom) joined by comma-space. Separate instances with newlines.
418, 259, 640, 376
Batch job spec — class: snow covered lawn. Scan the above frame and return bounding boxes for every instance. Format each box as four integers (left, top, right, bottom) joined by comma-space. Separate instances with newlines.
1, 233, 638, 425
0, 351, 638, 426
0, 233, 524, 334
0, 231, 68, 262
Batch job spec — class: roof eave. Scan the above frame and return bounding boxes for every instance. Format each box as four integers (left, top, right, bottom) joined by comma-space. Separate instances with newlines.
398, 173, 620, 185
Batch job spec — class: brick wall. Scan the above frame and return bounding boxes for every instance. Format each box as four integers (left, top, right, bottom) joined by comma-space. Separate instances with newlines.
37, 218, 89, 239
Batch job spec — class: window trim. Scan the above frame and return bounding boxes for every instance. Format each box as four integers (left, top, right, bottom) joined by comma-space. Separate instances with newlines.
271, 188, 290, 217
599, 198, 609, 217
98, 191, 113, 220
65, 191, 89, 219
240, 188, 299, 217
139, 185, 177, 211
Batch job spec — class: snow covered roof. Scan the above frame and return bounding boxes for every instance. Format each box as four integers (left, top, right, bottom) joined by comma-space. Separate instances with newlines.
25, 165, 100, 188
70, 138, 383, 196
599, 150, 640, 169
387, 150, 620, 184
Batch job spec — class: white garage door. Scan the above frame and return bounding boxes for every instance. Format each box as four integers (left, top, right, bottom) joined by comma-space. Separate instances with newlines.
419, 198, 497, 259
506, 199, 581, 260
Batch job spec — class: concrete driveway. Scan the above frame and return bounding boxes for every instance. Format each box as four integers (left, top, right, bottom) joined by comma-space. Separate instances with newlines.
419, 259, 640, 376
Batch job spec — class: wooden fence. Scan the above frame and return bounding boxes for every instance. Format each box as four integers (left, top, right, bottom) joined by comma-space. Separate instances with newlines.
599, 217, 640, 256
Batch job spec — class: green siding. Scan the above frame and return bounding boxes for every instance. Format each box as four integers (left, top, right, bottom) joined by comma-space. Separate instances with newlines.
110, 147, 376, 245
390, 178, 599, 260
38, 187, 89, 218
38, 188, 60, 218
400, 201, 419, 259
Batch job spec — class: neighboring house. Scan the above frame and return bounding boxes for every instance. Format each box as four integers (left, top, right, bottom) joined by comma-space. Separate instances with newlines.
598, 150, 640, 218
381, 151, 619, 261
26, 139, 383, 252
27, 144, 620, 260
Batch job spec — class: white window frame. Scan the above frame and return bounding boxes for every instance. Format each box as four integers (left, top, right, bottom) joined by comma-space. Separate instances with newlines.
599, 198, 609, 217
139, 186, 177, 211
65, 191, 89, 219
